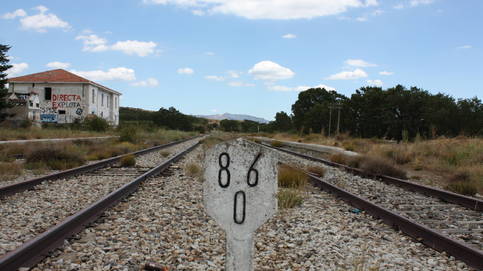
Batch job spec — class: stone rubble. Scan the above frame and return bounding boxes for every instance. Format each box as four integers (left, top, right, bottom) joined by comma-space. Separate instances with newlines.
32, 143, 470, 270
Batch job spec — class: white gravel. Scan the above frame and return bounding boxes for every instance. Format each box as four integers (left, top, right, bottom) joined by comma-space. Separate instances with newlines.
33, 142, 470, 270
0, 138, 200, 257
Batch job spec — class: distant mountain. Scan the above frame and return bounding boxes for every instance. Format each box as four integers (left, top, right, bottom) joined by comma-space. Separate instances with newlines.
196, 113, 269, 124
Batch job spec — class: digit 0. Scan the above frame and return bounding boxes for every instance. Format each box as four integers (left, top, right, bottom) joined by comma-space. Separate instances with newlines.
218, 152, 230, 188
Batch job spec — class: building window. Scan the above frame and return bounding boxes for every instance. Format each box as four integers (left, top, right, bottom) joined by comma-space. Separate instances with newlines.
114, 97, 117, 108
45, 87, 52, 100
29, 101, 33, 107
101, 111, 103, 117
36, 103, 39, 108
92, 89, 95, 103
101, 93, 104, 106
59, 110, 66, 114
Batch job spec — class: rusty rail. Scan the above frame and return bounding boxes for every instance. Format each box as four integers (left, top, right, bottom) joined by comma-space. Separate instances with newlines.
268, 144, 483, 211
0, 136, 198, 198
0, 141, 200, 271
308, 173, 483, 270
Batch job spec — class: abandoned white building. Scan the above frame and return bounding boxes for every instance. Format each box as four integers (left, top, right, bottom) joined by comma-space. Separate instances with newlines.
6, 69, 121, 125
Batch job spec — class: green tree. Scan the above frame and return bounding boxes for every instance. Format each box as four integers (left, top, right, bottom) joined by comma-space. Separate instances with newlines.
219, 119, 240, 132
0, 44, 12, 121
272, 111, 293, 131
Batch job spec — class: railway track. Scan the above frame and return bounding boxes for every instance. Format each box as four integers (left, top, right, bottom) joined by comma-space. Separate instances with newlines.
0, 136, 198, 197
0, 137, 201, 271
258, 140, 483, 270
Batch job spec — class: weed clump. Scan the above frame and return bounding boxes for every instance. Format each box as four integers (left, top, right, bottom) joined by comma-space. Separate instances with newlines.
0, 162, 23, 180
161, 151, 170, 157
185, 162, 202, 178
120, 154, 136, 167
270, 140, 284, 148
445, 182, 477, 196
119, 126, 139, 143
307, 166, 325, 177
359, 156, 407, 179
278, 165, 308, 189
83, 115, 109, 132
278, 189, 303, 209
26, 147, 85, 170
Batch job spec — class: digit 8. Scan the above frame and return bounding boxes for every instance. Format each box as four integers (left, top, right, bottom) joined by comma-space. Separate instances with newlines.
218, 152, 230, 188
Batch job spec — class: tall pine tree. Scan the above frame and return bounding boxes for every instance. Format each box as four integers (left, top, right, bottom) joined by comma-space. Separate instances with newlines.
0, 44, 13, 121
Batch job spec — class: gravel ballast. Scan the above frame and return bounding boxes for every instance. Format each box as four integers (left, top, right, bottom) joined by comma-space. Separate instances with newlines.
0, 138, 200, 256
33, 143, 470, 270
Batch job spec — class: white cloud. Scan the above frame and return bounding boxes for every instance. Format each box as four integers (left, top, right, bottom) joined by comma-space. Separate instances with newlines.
248, 61, 295, 81
76, 34, 158, 57
356, 16, 367, 22
372, 9, 383, 15
177, 67, 194, 74
269, 84, 336, 92
131, 78, 159, 87
46, 61, 71, 69
393, 4, 404, 9
19, 6, 70, 32
2, 9, 26, 19
111, 40, 158, 57
204, 51, 215, 56
143, 0, 379, 20
192, 9, 205, 16
379, 71, 394, 76
227, 70, 241, 78
76, 34, 109, 52
228, 81, 255, 87
366, 79, 383, 86
70, 67, 136, 81
282, 33, 296, 39
457, 45, 472, 49
410, 0, 434, 7
6, 63, 29, 77
346, 59, 377, 67
326, 68, 368, 80
205, 75, 224, 81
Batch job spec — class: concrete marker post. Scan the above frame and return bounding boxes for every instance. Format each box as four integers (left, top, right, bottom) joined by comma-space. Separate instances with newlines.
203, 139, 278, 271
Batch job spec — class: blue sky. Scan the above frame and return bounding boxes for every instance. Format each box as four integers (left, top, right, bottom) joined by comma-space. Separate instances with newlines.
1, 0, 481, 120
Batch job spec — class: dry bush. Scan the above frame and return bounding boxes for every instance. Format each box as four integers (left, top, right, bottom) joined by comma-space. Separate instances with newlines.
185, 162, 202, 178
307, 166, 325, 177
270, 140, 284, 147
448, 171, 471, 183
161, 151, 170, 157
120, 154, 136, 167
25, 147, 85, 170
445, 182, 477, 196
0, 162, 23, 180
359, 156, 407, 179
330, 153, 348, 165
278, 165, 307, 189
278, 189, 303, 209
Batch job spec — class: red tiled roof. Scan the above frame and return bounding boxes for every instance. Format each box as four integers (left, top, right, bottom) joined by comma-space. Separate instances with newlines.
8, 69, 121, 95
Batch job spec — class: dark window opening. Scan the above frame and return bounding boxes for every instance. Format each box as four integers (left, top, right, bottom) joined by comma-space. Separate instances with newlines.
29, 101, 33, 107
45, 87, 52, 100
59, 110, 66, 114
32, 83, 35, 87
36, 103, 39, 108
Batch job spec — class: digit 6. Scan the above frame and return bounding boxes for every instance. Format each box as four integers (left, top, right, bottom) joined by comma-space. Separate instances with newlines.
247, 153, 261, 187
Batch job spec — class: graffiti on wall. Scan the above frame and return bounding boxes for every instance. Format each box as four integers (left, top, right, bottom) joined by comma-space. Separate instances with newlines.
52, 94, 82, 109
40, 114, 57, 123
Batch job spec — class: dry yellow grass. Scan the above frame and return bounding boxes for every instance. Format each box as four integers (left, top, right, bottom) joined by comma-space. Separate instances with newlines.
269, 133, 483, 194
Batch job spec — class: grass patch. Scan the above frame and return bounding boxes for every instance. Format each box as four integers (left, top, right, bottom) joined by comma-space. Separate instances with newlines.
445, 182, 477, 196
306, 166, 325, 177
270, 140, 284, 147
278, 189, 304, 209
359, 156, 407, 179
25, 147, 86, 170
185, 162, 202, 179
120, 154, 136, 167
0, 162, 23, 181
278, 164, 308, 189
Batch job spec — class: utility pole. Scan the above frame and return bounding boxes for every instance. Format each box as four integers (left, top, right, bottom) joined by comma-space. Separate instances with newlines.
328, 104, 342, 137
328, 108, 332, 137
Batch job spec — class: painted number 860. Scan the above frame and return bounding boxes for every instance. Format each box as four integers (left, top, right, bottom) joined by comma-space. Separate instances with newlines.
218, 152, 262, 225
